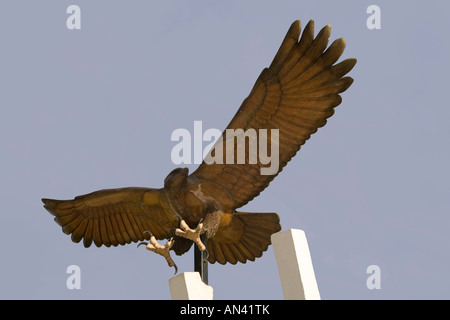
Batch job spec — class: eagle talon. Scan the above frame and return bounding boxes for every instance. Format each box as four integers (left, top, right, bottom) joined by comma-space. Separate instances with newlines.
175, 220, 206, 251
137, 241, 148, 248
138, 231, 178, 274
203, 248, 209, 262
173, 213, 183, 223
172, 263, 178, 275
143, 230, 153, 238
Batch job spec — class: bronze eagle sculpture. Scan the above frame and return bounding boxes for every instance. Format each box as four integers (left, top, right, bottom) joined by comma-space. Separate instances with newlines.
42, 20, 356, 273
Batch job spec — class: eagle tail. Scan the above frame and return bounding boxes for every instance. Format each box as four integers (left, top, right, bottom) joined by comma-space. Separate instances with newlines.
207, 211, 281, 265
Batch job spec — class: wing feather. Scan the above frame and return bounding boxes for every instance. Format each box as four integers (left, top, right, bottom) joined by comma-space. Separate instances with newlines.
191, 20, 356, 209
212, 240, 225, 264
104, 215, 118, 246
83, 218, 94, 247
98, 207, 111, 247
221, 243, 237, 265
120, 208, 138, 242
92, 213, 102, 247
42, 187, 176, 248
72, 218, 88, 243
110, 213, 125, 245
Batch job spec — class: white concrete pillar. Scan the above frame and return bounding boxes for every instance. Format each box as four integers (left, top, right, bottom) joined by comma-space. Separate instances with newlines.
169, 272, 213, 300
271, 229, 321, 300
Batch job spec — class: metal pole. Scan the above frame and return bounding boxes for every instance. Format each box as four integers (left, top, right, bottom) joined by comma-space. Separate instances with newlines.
194, 235, 208, 285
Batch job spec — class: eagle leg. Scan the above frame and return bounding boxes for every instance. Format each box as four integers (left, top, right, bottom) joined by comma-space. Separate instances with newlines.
138, 231, 178, 274
175, 220, 206, 251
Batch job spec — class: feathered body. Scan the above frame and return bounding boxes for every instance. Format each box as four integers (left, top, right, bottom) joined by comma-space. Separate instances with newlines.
43, 20, 356, 266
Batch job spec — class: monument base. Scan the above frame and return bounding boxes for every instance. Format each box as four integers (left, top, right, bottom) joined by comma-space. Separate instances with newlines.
169, 272, 213, 300
271, 229, 321, 300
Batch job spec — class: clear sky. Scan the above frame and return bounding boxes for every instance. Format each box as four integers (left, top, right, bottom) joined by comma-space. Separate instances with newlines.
1, 1, 449, 299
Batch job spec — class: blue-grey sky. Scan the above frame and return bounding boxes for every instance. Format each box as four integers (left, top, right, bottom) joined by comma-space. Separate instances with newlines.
1, 1, 449, 299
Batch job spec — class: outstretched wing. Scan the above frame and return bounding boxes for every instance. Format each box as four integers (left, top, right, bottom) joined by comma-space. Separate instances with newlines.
191, 20, 356, 209
42, 187, 177, 247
